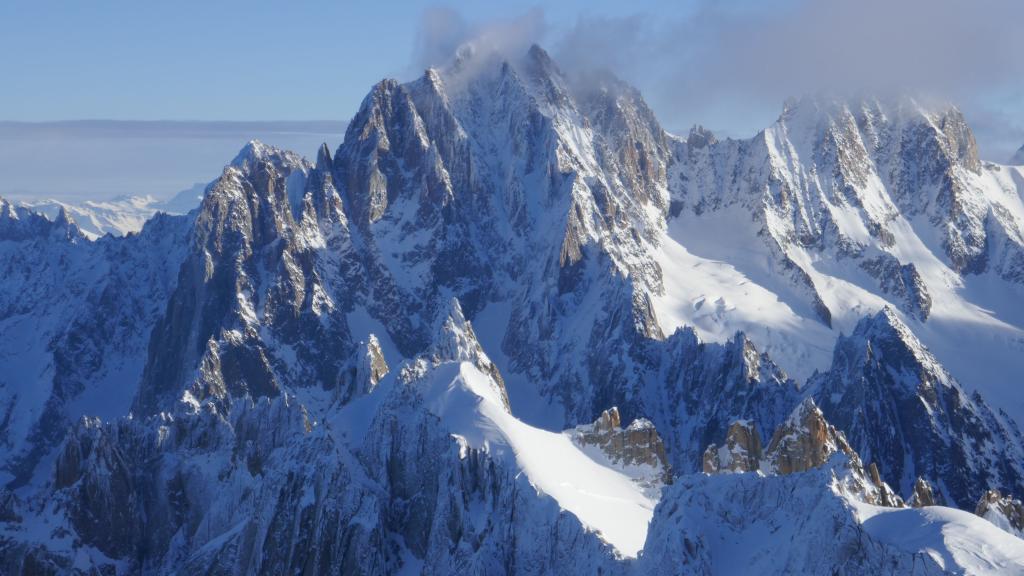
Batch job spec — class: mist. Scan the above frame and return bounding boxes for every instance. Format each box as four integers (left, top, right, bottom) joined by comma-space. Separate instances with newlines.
413, 0, 1024, 162
0, 121, 345, 202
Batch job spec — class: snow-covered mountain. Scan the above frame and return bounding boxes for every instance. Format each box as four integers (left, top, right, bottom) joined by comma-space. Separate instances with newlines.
666, 96, 1024, 415
2, 45, 1024, 574
17, 184, 203, 239
0, 197, 190, 489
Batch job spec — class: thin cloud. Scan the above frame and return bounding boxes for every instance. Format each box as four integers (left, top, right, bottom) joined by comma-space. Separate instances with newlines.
413, 1, 1024, 160
411, 6, 546, 72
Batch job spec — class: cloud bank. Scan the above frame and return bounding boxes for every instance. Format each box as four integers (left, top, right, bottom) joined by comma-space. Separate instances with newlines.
414, 0, 1024, 161
411, 7, 546, 72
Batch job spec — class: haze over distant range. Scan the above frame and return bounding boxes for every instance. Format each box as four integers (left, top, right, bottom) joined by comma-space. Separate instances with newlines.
0, 121, 344, 202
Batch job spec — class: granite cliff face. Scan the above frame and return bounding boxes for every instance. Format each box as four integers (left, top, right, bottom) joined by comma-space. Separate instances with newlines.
702, 420, 762, 474
3, 44, 1024, 574
135, 142, 358, 417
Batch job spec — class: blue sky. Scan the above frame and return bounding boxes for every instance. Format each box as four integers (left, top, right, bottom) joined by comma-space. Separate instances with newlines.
1, 0, 1023, 201
0, 0, 691, 121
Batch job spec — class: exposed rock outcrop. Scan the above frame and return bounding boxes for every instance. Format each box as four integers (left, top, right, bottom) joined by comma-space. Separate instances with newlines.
867, 462, 905, 508
702, 420, 762, 474
908, 477, 942, 507
402, 298, 511, 412
860, 255, 932, 320
337, 334, 390, 405
761, 399, 857, 476
976, 489, 1024, 538
650, 329, 801, 474
703, 399, 904, 509
134, 140, 355, 415
571, 407, 672, 486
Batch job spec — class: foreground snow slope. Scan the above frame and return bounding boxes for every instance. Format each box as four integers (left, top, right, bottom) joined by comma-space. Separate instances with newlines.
855, 503, 1024, 574
415, 361, 656, 557
388, 299, 659, 557
643, 463, 1024, 575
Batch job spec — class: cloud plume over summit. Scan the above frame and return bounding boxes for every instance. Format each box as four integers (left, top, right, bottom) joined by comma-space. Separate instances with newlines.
412, 0, 1024, 160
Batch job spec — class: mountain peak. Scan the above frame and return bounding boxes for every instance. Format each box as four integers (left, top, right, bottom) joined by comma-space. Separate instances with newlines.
423, 66, 443, 88
338, 334, 389, 404
1012, 144, 1024, 165
774, 94, 980, 172
763, 398, 857, 475
850, 306, 918, 351
231, 139, 269, 167
230, 139, 308, 174
425, 297, 510, 410
782, 397, 824, 429
686, 124, 717, 148
53, 205, 75, 228
0, 196, 17, 220
827, 306, 945, 386
431, 297, 476, 362
526, 43, 554, 68
315, 142, 332, 171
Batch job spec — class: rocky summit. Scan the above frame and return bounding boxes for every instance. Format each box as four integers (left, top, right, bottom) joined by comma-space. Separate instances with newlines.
2, 44, 1024, 575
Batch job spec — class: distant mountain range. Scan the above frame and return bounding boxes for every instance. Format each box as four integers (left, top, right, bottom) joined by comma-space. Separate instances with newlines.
16, 185, 203, 239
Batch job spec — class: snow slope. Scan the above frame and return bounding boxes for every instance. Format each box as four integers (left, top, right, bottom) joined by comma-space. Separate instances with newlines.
414, 361, 656, 557
653, 210, 836, 380
854, 502, 1024, 574
643, 461, 1024, 575
654, 195, 1024, 419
